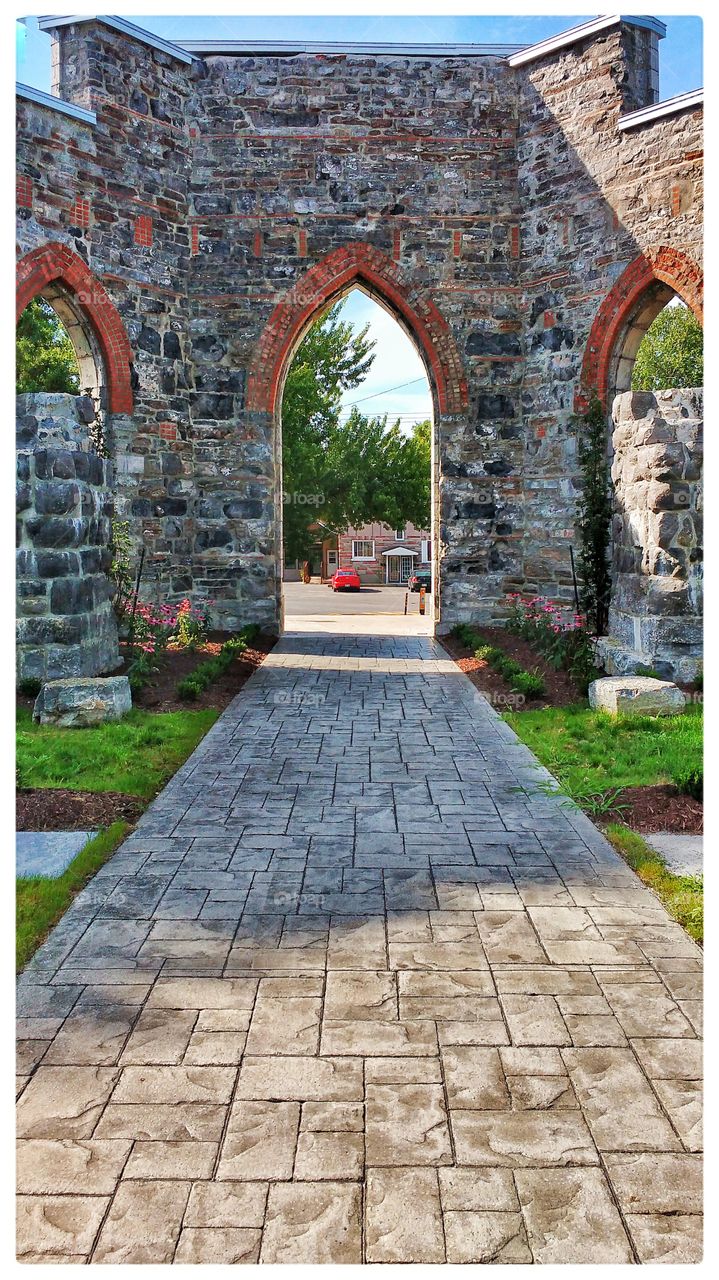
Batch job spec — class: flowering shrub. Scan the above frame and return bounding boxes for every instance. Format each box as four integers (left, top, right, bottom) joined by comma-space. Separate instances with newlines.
131, 598, 212, 657
504, 594, 598, 692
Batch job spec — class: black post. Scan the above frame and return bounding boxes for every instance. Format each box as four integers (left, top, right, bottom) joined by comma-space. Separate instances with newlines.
127, 546, 146, 659
569, 545, 580, 613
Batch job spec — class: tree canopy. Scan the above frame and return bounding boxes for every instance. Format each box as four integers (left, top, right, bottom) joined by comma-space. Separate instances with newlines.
16, 298, 80, 395
281, 302, 432, 561
631, 301, 703, 392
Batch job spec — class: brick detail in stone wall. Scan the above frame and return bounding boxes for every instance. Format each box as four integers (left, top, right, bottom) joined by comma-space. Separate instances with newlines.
581, 246, 703, 405
246, 241, 469, 417
158, 421, 178, 441
15, 18, 703, 635
16, 242, 134, 416
17, 174, 33, 209
72, 196, 91, 229
134, 214, 153, 247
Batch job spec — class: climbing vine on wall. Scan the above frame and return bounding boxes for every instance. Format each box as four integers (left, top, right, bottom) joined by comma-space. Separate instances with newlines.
575, 397, 613, 636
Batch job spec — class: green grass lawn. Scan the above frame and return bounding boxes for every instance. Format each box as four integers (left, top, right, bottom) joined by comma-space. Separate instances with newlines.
16, 823, 133, 971
17, 706, 219, 799
504, 702, 703, 944
605, 824, 703, 944
16, 705, 220, 970
504, 702, 702, 799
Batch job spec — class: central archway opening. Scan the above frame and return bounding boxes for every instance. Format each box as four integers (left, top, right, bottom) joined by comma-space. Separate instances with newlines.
279, 285, 435, 634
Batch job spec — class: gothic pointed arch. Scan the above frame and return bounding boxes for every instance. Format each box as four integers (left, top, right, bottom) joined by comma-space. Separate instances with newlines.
16, 242, 134, 414
580, 245, 703, 407
246, 242, 469, 417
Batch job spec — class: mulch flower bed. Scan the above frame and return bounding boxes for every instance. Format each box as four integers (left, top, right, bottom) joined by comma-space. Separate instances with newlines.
441, 628, 583, 709
601, 784, 703, 836
123, 631, 276, 713
17, 788, 145, 832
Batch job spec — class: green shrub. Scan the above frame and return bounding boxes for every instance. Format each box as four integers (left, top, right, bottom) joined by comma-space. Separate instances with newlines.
18, 678, 42, 698
636, 664, 663, 680
127, 651, 158, 696
177, 677, 201, 701
673, 765, 703, 802
175, 629, 254, 698
511, 669, 546, 698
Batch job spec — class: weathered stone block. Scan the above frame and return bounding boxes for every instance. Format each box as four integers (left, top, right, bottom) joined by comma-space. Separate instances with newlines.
588, 676, 686, 717
33, 676, 132, 727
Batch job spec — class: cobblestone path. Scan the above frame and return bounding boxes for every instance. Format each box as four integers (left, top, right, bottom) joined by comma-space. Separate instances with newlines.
17, 632, 702, 1263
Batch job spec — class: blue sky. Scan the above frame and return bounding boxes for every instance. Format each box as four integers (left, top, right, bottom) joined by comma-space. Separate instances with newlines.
16, 14, 702, 427
338, 292, 432, 428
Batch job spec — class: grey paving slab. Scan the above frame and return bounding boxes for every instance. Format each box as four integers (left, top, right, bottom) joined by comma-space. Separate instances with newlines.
17, 831, 97, 880
645, 832, 703, 878
15, 628, 702, 1263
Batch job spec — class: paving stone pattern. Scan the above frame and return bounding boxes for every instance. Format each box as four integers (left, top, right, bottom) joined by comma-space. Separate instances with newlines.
17, 832, 98, 880
16, 632, 703, 1263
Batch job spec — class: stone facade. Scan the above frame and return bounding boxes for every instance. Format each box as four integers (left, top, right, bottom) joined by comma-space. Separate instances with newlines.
16, 393, 119, 682
597, 389, 702, 682
15, 16, 703, 636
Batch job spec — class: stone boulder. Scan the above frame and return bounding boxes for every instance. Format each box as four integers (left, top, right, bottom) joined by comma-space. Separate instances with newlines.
33, 676, 132, 727
588, 675, 686, 718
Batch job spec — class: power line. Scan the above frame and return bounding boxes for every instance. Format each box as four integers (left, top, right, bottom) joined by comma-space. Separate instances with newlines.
340, 376, 428, 408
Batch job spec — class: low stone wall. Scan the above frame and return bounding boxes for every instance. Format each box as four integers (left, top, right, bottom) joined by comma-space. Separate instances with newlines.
16, 392, 120, 683
598, 388, 702, 682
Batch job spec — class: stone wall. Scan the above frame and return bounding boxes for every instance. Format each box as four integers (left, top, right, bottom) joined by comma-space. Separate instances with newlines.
17, 393, 120, 683
516, 26, 703, 611
597, 389, 702, 682
16, 17, 703, 634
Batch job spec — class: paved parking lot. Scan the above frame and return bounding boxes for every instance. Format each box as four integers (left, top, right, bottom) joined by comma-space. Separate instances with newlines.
284, 580, 427, 614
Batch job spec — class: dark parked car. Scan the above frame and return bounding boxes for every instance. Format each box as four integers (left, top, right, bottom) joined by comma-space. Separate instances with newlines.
408, 569, 432, 593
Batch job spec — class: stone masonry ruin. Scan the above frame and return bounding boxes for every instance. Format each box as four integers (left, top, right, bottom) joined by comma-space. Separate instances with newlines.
15, 15, 703, 677
16, 392, 119, 682
598, 389, 703, 682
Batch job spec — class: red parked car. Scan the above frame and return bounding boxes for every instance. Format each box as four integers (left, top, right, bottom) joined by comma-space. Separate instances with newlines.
331, 567, 361, 592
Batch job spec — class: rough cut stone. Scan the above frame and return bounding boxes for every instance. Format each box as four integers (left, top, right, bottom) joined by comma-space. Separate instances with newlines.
15, 19, 702, 637
588, 676, 686, 718
33, 676, 132, 727
602, 390, 703, 683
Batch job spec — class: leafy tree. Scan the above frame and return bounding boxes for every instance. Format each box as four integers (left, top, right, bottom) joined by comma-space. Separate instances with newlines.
281, 303, 432, 560
631, 301, 703, 391
16, 298, 81, 395
575, 397, 613, 635
282, 302, 375, 562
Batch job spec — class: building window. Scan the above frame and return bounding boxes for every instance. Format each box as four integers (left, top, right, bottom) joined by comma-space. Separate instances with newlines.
420, 540, 432, 562
394, 528, 405, 540
352, 539, 375, 560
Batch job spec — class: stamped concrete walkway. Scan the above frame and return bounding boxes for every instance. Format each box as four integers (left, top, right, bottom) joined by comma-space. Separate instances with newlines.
17, 631, 703, 1263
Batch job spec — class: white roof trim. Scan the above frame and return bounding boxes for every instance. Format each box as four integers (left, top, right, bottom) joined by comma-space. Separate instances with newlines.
38, 15, 196, 63
180, 39, 523, 56
16, 81, 96, 124
508, 14, 666, 68
381, 547, 419, 556
618, 88, 703, 130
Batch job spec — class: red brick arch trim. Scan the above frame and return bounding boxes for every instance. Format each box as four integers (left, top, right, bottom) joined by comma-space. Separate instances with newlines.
246, 242, 469, 416
580, 246, 703, 407
16, 242, 134, 414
